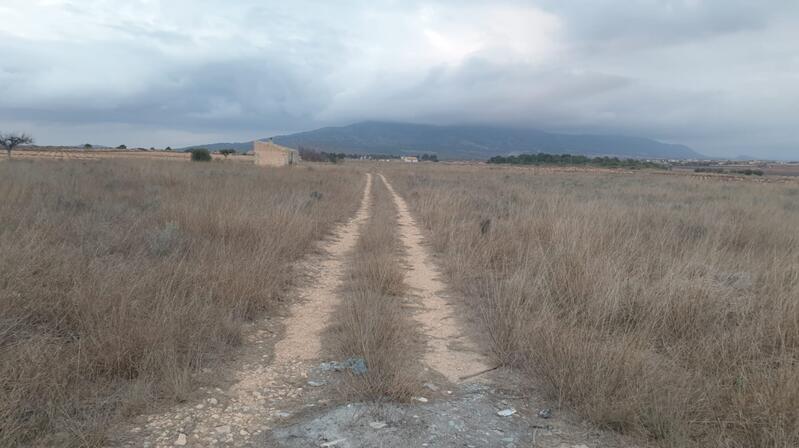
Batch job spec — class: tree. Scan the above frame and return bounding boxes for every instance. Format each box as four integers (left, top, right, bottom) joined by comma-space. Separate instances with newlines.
190, 148, 212, 162
0, 132, 34, 159
165, 146, 172, 152
117, 144, 127, 150
83, 143, 92, 149
219, 149, 236, 159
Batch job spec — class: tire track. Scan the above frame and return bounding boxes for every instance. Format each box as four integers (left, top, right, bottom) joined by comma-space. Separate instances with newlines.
110, 173, 373, 448
273, 172, 373, 363
378, 174, 490, 384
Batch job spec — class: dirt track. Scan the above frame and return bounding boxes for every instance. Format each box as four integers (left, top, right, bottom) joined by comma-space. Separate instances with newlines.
379, 174, 491, 383
109, 174, 372, 447
111, 171, 634, 448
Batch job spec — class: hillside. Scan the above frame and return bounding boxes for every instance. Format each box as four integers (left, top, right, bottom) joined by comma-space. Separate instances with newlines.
185, 121, 705, 160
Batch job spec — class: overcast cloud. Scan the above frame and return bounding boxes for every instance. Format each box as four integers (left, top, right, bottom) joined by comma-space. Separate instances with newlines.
0, 0, 797, 158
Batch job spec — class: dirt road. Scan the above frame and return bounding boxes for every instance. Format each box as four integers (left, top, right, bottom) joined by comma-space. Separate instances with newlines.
112, 171, 632, 448
379, 174, 491, 383
109, 174, 372, 447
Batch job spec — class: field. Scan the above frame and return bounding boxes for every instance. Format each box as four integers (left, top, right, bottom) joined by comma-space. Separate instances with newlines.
0, 160, 361, 446
1, 158, 798, 447
8, 147, 254, 162
384, 164, 799, 447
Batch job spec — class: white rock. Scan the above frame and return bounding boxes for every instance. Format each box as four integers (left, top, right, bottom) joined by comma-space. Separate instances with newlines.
174, 433, 188, 446
207, 398, 218, 405
497, 408, 517, 417
369, 421, 387, 429
412, 396, 429, 403
320, 439, 346, 447
215, 425, 231, 434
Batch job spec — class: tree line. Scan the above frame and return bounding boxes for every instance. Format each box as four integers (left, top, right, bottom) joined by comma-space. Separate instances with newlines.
298, 146, 439, 163
488, 153, 665, 169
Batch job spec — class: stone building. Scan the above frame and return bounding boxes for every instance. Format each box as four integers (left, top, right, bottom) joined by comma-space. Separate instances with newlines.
253, 140, 300, 166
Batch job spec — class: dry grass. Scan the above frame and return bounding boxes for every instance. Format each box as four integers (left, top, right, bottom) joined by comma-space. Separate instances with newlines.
386, 164, 799, 447
329, 172, 419, 401
0, 159, 361, 446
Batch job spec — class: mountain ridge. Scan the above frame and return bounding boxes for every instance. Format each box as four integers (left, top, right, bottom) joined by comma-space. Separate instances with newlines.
183, 121, 705, 160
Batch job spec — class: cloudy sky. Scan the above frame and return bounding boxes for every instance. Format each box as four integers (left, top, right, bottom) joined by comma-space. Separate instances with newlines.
0, 0, 797, 158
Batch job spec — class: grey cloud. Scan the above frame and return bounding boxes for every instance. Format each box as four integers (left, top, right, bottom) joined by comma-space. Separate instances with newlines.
0, 0, 797, 158
539, 0, 797, 49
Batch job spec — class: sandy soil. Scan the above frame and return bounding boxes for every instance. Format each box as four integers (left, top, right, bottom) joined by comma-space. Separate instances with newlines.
274, 173, 373, 363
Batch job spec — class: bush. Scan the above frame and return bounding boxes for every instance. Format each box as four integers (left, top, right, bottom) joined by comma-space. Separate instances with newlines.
190, 148, 212, 162
695, 167, 726, 174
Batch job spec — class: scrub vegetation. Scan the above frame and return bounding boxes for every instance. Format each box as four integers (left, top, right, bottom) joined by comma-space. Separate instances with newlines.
385, 163, 799, 447
0, 160, 361, 446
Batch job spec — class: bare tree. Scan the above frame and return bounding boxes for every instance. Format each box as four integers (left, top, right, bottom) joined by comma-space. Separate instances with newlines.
0, 133, 34, 159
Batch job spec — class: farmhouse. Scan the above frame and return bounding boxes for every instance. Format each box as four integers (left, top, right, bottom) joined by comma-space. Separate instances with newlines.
401, 156, 418, 163
253, 140, 300, 166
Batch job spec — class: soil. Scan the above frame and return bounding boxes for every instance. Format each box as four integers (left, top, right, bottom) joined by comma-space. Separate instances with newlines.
266, 368, 634, 448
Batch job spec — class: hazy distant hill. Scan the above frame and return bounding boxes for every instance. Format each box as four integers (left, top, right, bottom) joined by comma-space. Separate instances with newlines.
185, 121, 704, 160
181, 141, 254, 152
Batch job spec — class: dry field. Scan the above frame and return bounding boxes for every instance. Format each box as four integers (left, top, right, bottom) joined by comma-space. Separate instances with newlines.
384, 163, 799, 447
4, 157, 798, 448
8, 147, 254, 162
0, 159, 361, 446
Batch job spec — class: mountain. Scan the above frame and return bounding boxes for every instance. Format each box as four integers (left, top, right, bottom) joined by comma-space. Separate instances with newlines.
182, 141, 254, 152
185, 121, 705, 160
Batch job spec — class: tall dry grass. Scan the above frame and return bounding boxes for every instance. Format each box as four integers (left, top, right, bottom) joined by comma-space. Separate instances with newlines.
329, 172, 419, 401
387, 165, 799, 447
0, 159, 361, 446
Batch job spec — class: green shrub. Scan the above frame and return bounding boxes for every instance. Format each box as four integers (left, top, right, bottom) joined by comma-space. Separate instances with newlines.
190, 148, 212, 162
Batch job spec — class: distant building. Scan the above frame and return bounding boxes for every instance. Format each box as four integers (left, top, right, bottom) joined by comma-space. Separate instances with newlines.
253, 140, 300, 166
401, 156, 418, 163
